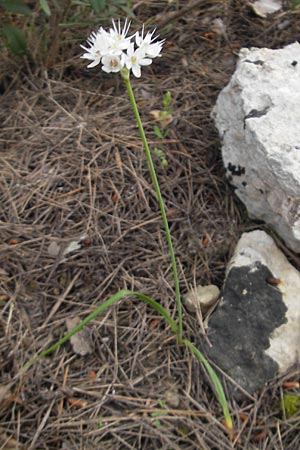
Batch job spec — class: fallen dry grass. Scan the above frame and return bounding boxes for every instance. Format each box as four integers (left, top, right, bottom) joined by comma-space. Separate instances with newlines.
1, 1, 300, 448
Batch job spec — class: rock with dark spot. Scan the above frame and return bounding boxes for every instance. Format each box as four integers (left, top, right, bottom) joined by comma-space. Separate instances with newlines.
204, 230, 300, 398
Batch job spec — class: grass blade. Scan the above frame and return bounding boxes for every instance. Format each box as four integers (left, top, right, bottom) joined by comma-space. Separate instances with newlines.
182, 339, 233, 432
39, 0, 51, 16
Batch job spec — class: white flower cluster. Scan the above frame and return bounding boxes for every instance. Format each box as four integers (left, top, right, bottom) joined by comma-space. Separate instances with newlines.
81, 19, 164, 78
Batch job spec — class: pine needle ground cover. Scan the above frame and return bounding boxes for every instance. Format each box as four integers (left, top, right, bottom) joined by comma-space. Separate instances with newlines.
1, 1, 300, 448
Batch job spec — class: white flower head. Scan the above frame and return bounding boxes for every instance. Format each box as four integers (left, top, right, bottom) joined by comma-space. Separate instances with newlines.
81, 19, 164, 77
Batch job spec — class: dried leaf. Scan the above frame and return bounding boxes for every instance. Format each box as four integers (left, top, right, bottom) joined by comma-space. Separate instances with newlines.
0, 386, 23, 410
149, 318, 160, 331
252, 430, 267, 442
211, 18, 227, 37
66, 317, 93, 356
114, 147, 123, 176
63, 235, 87, 256
67, 397, 88, 408
8, 238, 19, 245
150, 110, 173, 128
251, 0, 282, 18
282, 381, 300, 388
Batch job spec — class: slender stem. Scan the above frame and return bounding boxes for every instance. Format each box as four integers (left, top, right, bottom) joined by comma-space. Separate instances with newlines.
122, 70, 182, 341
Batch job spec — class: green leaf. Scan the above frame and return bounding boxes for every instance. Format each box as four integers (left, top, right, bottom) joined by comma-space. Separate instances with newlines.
2, 23, 27, 55
70, 0, 90, 5
118, 4, 135, 18
182, 339, 233, 433
0, 0, 32, 15
39, 0, 51, 16
154, 148, 168, 169
163, 91, 172, 108
89, 0, 106, 13
165, 106, 174, 116
22, 289, 178, 372
153, 125, 165, 140
157, 399, 167, 408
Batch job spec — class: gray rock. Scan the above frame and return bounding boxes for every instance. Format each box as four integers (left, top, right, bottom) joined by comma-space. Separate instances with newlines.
204, 230, 300, 398
212, 42, 300, 252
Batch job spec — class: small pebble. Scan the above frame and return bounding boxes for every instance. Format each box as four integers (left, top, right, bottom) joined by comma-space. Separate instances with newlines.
183, 285, 220, 314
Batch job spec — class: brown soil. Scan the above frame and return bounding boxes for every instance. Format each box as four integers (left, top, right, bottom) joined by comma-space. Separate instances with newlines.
1, 1, 300, 449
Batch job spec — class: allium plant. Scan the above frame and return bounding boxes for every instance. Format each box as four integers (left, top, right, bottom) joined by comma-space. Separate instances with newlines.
24, 19, 233, 433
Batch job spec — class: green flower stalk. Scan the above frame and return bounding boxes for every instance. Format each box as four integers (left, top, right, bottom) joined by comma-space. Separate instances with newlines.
120, 67, 183, 342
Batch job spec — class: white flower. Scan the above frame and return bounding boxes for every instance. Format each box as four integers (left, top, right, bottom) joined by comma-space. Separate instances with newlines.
81, 19, 164, 77
101, 55, 123, 73
123, 43, 152, 78
135, 27, 164, 58
108, 18, 132, 53
80, 28, 113, 68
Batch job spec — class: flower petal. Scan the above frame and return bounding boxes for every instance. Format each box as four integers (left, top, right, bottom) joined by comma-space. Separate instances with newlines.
132, 65, 141, 78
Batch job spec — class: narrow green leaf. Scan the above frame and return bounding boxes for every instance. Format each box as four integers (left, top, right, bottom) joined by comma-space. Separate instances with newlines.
153, 125, 165, 140
182, 339, 233, 432
1, 0, 32, 15
89, 0, 106, 13
158, 399, 167, 408
22, 289, 178, 372
163, 91, 172, 108
118, 5, 135, 18
39, 0, 51, 16
2, 23, 27, 55
70, 0, 90, 5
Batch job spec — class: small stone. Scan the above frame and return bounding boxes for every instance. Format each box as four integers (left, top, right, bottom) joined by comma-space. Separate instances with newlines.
48, 241, 61, 257
183, 285, 220, 314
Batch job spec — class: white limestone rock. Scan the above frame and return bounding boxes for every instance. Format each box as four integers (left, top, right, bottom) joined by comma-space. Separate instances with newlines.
205, 230, 300, 397
212, 42, 300, 252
